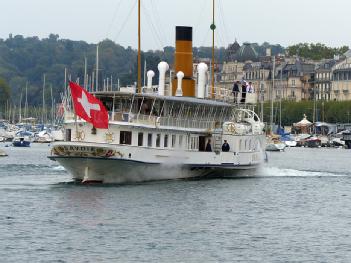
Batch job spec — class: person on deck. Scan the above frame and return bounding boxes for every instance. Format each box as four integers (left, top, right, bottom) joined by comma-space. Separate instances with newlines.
247, 82, 254, 93
232, 81, 240, 103
205, 139, 212, 152
222, 140, 230, 152
240, 82, 247, 103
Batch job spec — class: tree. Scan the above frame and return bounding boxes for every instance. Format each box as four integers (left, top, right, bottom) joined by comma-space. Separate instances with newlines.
287, 43, 349, 60
0, 78, 10, 111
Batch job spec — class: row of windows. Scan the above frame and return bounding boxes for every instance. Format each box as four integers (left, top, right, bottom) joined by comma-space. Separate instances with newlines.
316, 72, 331, 80
245, 71, 265, 80
120, 131, 184, 149
333, 71, 351, 81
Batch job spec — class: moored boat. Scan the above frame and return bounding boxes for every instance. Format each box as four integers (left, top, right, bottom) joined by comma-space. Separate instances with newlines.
12, 131, 32, 147
265, 138, 286, 151
0, 149, 7, 157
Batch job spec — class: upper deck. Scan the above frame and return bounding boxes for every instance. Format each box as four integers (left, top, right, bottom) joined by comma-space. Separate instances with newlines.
65, 87, 257, 131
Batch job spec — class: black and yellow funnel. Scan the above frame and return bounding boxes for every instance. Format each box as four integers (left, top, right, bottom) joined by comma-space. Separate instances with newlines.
172, 26, 195, 97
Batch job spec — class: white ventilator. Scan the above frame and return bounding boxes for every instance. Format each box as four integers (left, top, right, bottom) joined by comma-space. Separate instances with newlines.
176, 71, 184, 96
197, 62, 208, 98
147, 70, 155, 90
157, 61, 169, 96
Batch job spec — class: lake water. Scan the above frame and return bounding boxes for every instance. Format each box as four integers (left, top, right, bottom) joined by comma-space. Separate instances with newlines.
1, 143, 351, 262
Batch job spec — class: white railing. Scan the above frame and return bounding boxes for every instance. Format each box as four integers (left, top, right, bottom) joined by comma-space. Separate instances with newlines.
159, 116, 216, 130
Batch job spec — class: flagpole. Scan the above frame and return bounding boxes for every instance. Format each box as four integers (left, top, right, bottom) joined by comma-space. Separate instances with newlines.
137, 0, 141, 93
211, 0, 216, 98
68, 80, 79, 141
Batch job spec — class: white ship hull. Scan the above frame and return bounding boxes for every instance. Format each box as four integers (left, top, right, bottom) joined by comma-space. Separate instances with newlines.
49, 140, 265, 183
51, 156, 256, 183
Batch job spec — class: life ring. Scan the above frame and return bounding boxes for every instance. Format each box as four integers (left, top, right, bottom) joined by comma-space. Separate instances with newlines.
105, 131, 115, 143
226, 123, 236, 134
75, 130, 85, 141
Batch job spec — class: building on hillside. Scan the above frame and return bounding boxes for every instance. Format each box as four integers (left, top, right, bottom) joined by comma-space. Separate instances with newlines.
243, 58, 315, 103
243, 61, 272, 102
225, 40, 240, 62
331, 51, 351, 101
219, 41, 261, 96
220, 61, 245, 87
234, 42, 259, 63
278, 60, 315, 102
315, 59, 336, 100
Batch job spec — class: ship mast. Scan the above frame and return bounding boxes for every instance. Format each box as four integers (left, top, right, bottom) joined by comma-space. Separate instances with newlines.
137, 0, 141, 93
210, 0, 216, 98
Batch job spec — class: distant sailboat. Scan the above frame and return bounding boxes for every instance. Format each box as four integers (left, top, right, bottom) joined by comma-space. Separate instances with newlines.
265, 56, 286, 151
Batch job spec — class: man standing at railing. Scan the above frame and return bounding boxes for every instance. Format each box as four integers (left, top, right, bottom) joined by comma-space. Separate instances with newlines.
241, 81, 247, 103
222, 140, 230, 152
206, 139, 212, 152
232, 80, 240, 103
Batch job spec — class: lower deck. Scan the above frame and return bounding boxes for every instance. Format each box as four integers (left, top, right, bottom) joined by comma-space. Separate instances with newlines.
63, 121, 264, 155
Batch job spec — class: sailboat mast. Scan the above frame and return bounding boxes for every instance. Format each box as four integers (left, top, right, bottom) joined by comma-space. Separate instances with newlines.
96, 45, 99, 91
84, 57, 87, 90
19, 92, 22, 123
270, 56, 275, 133
279, 67, 282, 128
211, 0, 215, 98
42, 74, 46, 124
25, 82, 28, 119
50, 85, 54, 126
137, 0, 142, 93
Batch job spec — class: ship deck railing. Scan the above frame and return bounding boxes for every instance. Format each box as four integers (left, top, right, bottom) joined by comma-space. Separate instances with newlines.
129, 114, 217, 130
64, 111, 219, 130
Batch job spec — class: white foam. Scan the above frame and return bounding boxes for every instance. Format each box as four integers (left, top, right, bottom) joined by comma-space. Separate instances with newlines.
260, 166, 347, 177
52, 166, 66, 171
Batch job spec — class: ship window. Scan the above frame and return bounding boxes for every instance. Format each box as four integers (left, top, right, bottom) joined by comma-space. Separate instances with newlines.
172, 135, 176, 148
164, 134, 169, 148
156, 134, 161, 147
120, 131, 132, 145
138, 132, 143, 146
65, 129, 71, 141
148, 133, 152, 147
179, 135, 183, 148
190, 136, 198, 150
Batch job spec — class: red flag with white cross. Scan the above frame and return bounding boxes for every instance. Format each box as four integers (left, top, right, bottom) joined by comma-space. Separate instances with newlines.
69, 81, 108, 129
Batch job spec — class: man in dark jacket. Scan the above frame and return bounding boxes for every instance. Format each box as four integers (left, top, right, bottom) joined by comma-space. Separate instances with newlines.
222, 140, 230, 152
205, 139, 212, 152
232, 81, 240, 103
241, 82, 247, 103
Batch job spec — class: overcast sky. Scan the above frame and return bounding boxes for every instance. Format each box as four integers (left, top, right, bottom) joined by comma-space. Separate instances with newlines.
1, 0, 350, 50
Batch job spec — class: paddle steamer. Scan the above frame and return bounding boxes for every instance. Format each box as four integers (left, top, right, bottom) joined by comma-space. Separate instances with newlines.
50, 27, 265, 183
49, 4, 266, 183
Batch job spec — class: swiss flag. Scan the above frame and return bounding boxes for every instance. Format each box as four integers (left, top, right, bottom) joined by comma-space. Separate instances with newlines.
69, 81, 109, 129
